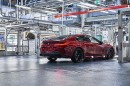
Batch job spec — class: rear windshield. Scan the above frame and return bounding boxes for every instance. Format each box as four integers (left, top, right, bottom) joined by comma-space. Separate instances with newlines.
50, 35, 71, 40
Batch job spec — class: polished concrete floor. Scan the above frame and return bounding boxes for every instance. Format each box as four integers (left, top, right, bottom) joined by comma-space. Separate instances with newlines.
0, 56, 130, 86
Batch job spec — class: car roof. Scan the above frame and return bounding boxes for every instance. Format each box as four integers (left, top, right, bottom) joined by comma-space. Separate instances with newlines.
72, 34, 91, 37
59, 34, 91, 38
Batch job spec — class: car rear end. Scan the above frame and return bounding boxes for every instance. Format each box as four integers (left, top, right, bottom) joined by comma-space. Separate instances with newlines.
40, 35, 71, 58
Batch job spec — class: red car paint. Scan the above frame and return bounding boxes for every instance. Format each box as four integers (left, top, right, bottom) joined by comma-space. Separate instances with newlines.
40, 34, 114, 59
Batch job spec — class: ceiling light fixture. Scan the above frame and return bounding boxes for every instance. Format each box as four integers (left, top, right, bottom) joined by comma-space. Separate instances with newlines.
45, 8, 56, 11
56, 0, 64, 2
101, 11, 109, 13
15, 5, 31, 10
109, 10, 117, 13
77, 4, 90, 8
79, 2, 97, 8
0, 14, 3, 17
44, 10, 58, 14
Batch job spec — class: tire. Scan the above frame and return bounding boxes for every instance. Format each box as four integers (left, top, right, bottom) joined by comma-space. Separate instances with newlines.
47, 57, 57, 62
71, 48, 84, 63
105, 48, 115, 59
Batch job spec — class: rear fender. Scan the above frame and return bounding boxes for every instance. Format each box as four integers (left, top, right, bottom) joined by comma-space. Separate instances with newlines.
64, 46, 84, 57
64, 45, 75, 57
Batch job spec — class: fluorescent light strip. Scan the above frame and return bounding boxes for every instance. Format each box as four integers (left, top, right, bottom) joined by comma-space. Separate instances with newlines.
101, 11, 109, 13
0, 14, 3, 17
15, 5, 31, 10
77, 4, 90, 8
109, 10, 117, 13
79, 2, 97, 8
44, 10, 58, 14
56, 0, 64, 2
45, 8, 56, 11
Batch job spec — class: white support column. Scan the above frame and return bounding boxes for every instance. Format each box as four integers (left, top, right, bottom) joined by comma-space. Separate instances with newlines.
25, 0, 27, 5
81, 0, 86, 33
35, 26, 41, 58
61, 1, 64, 27
0, 0, 1, 8
21, 0, 23, 5
4, 28, 8, 56
9, 0, 11, 10
61, 1, 64, 36
128, 19, 130, 59
16, 0, 19, 23
17, 30, 21, 55
95, 26, 97, 38
36, 32, 40, 58
81, 13, 85, 28
124, 16, 130, 61
117, 10, 123, 63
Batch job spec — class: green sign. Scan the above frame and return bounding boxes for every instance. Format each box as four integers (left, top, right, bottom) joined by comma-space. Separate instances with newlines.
96, 0, 101, 5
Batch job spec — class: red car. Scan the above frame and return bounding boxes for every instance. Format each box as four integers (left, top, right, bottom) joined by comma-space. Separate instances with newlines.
40, 34, 115, 63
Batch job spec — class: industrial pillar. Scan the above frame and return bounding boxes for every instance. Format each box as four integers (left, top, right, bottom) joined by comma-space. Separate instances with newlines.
81, 0, 85, 33
4, 28, 7, 56
128, 19, 130, 60
16, 0, 19, 22
95, 25, 97, 38
117, 10, 124, 63
124, 17, 130, 61
16, 30, 21, 55
36, 32, 40, 58
61, 1, 64, 36
81, 13, 85, 28
35, 26, 41, 58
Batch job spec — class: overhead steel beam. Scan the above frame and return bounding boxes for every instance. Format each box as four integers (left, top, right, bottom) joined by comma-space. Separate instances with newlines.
0, 16, 61, 26
55, 5, 128, 18
5, 23, 37, 29
118, 10, 123, 63
86, 15, 127, 22
86, 15, 118, 22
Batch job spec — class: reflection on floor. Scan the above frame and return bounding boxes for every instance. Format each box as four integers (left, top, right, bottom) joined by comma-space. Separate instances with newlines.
0, 56, 130, 86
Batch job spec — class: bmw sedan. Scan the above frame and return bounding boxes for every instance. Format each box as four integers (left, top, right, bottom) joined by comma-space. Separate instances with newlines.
40, 34, 115, 63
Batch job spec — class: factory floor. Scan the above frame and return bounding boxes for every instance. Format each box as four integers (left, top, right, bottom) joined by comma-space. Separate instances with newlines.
0, 56, 130, 86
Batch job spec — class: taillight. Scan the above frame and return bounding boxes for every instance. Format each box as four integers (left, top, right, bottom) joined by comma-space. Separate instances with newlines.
54, 42, 68, 47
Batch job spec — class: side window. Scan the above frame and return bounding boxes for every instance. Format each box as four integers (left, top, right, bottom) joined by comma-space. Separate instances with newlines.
76, 36, 91, 42
83, 37, 91, 42
126, 36, 128, 41
90, 37, 99, 43
76, 36, 84, 41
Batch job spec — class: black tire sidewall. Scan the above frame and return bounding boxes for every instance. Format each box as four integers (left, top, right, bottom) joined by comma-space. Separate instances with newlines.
105, 48, 114, 59
47, 57, 57, 62
71, 48, 84, 63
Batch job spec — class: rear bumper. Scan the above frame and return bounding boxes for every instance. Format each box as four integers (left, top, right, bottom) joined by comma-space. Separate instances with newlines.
40, 52, 62, 57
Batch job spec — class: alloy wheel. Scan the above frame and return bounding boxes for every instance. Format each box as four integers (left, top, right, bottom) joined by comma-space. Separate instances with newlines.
71, 48, 84, 63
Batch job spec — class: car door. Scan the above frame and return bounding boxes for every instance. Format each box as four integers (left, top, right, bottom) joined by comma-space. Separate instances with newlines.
89, 37, 104, 55
82, 36, 95, 56
76, 36, 92, 56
